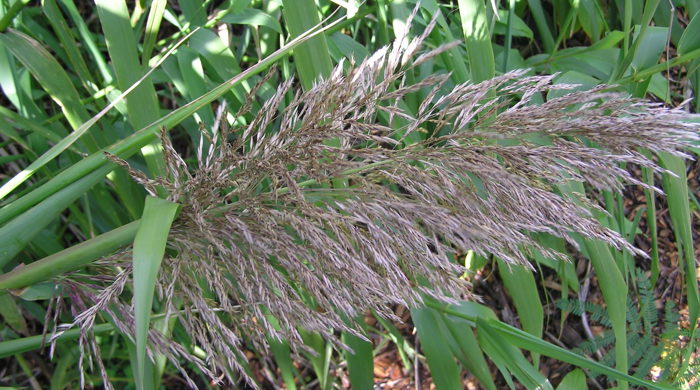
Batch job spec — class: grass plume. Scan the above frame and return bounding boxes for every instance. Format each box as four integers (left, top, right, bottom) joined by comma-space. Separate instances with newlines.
53, 20, 699, 388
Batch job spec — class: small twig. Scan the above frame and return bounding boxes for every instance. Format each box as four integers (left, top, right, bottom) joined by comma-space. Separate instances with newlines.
413, 333, 420, 390
579, 261, 604, 360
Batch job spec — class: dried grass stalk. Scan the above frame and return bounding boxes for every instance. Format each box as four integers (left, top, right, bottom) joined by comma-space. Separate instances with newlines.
56, 18, 698, 388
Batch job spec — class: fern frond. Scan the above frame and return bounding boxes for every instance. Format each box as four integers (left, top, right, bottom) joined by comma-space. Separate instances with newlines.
557, 298, 613, 327
635, 268, 658, 331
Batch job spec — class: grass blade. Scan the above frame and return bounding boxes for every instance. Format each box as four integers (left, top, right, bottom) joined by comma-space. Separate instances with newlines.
0, 29, 96, 139
341, 330, 374, 390
412, 307, 463, 390
58, 0, 113, 84
132, 196, 178, 390
498, 259, 544, 367
96, 0, 165, 178
478, 319, 553, 390
42, 0, 96, 91
0, 26, 195, 202
141, 0, 167, 65
559, 181, 629, 390
281, 0, 333, 89
0, 221, 139, 290
0, 0, 30, 32
428, 301, 674, 390
443, 315, 497, 390
659, 152, 700, 330
0, 322, 113, 358
457, 0, 495, 83
556, 368, 588, 389
525, 0, 555, 52
0, 166, 112, 268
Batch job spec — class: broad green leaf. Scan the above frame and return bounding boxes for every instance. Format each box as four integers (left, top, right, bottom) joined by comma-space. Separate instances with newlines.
0, 28, 101, 199
96, 0, 165, 178
57, 0, 113, 83
132, 196, 178, 390
269, 337, 297, 390
430, 301, 674, 390
478, 318, 553, 390
556, 369, 588, 390
457, 0, 495, 83
577, 0, 606, 41
221, 8, 282, 32
141, 0, 168, 64
525, 0, 555, 52
558, 181, 629, 389
0, 29, 92, 134
442, 313, 497, 390
494, 9, 533, 39
0, 16, 345, 247
0, 12, 195, 202
341, 331, 374, 390
678, 10, 700, 56
417, 0, 471, 83
412, 307, 462, 390
478, 318, 673, 390
498, 259, 543, 367
659, 152, 699, 330
328, 32, 368, 62
42, 0, 96, 91
548, 71, 600, 100
13, 282, 59, 301
0, 293, 28, 334
300, 330, 333, 390
0, 0, 30, 32
282, 0, 332, 90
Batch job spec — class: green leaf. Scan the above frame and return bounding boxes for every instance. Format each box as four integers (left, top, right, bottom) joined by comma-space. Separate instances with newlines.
42, 0, 96, 91
442, 313, 497, 390
96, 0, 165, 178
0, 293, 28, 334
141, 0, 168, 65
678, 10, 700, 56
221, 8, 282, 32
0, 17, 344, 251
525, 0, 555, 52
556, 369, 588, 390
494, 9, 533, 39
0, 322, 113, 358
341, 331, 374, 390
558, 181, 629, 389
0, 166, 112, 268
132, 196, 178, 390
497, 260, 543, 367
0, 220, 139, 290
478, 318, 553, 390
429, 301, 674, 390
282, 0, 333, 90
412, 307, 462, 390
0, 29, 92, 132
659, 152, 700, 330
457, 0, 495, 83
269, 337, 297, 390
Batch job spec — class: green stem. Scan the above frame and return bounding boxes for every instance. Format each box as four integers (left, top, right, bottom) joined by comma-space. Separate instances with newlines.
0, 323, 113, 358
0, 221, 139, 290
0, 0, 31, 32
